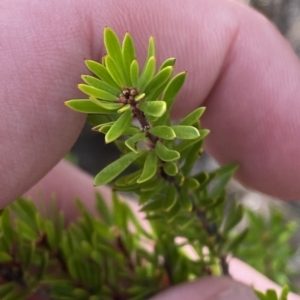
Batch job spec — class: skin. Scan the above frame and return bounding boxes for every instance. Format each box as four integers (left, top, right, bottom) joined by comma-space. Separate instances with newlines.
1, 0, 300, 298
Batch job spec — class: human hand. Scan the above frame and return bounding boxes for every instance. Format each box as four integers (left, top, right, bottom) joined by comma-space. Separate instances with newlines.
2, 0, 300, 299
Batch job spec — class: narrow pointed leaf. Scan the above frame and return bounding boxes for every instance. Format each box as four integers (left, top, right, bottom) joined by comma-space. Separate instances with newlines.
105, 109, 132, 143
137, 56, 156, 91
171, 125, 200, 139
85, 60, 120, 89
94, 151, 144, 185
89, 97, 122, 111
179, 107, 206, 125
104, 27, 123, 64
159, 57, 176, 71
162, 71, 187, 111
130, 60, 139, 87
78, 84, 118, 101
163, 161, 178, 176
125, 132, 146, 153
155, 141, 180, 162
147, 36, 155, 61
137, 151, 158, 183
144, 66, 174, 101
122, 33, 136, 79
149, 125, 175, 140
138, 101, 166, 117
105, 55, 124, 88
81, 75, 120, 96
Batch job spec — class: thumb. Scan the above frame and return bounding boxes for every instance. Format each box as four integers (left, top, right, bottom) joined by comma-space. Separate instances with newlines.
150, 277, 258, 300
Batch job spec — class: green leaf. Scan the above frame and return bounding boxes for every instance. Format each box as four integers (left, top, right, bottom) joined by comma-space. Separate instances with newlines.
130, 60, 139, 87
138, 101, 167, 117
105, 109, 132, 143
125, 132, 146, 153
227, 228, 249, 252
85, 60, 120, 89
174, 130, 210, 152
179, 189, 192, 211
279, 286, 290, 300
65, 99, 116, 114
94, 151, 144, 185
266, 290, 279, 300
137, 56, 156, 91
162, 71, 187, 111
159, 57, 176, 71
104, 27, 123, 65
81, 75, 120, 96
78, 84, 118, 101
179, 107, 206, 125
164, 184, 177, 211
144, 66, 174, 101
95, 192, 113, 225
0, 252, 12, 263
255, 290, 267, 300
105, 55, 124, 88
90, 97, 123, 111
147, 36, 155, 61
137, 151, 158, 183
171, 125, 200, 139
149, 125, 175, 140
122, 32, 136, 83
163, 161, 178, 176
155, 141, 180, 162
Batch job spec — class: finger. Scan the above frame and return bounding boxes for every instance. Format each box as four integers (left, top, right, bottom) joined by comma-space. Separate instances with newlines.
230, 258, 300, 300
2, 0, 300, 208
150, 277, 258, 300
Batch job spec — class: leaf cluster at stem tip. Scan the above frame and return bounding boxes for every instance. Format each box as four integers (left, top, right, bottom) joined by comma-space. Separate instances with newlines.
65, 27, 208, 191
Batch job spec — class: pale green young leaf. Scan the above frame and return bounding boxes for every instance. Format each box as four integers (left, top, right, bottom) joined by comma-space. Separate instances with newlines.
130, 59, 139, 87
89, 97, 122, 111
122, 32, 136, 82
85, 60, 120, 89
104, 27, 131, 86
81, 75, 120, 96
137, 151, 158, 183
163, 161, 178, 176
78, 84, 118, 101
155, 141, 180, 162
149, 125, 175, 140
105, 55, 125, 88
138, 101, 167, 117
117, 103, 131, 113
159, 57, 176, 71
94, 151, 144, 185
65, 99, 112, 114
137, 56, 156, 91
147, 36, 155, 61
125, 132, 146, 153
171, 125, 200, 139
100, 124, 140, 135
179, 107, 206, 125
144, 66, 174, 101
162, 71, 187, 111
104, 27, 123, 65
105, 109, 132, 143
